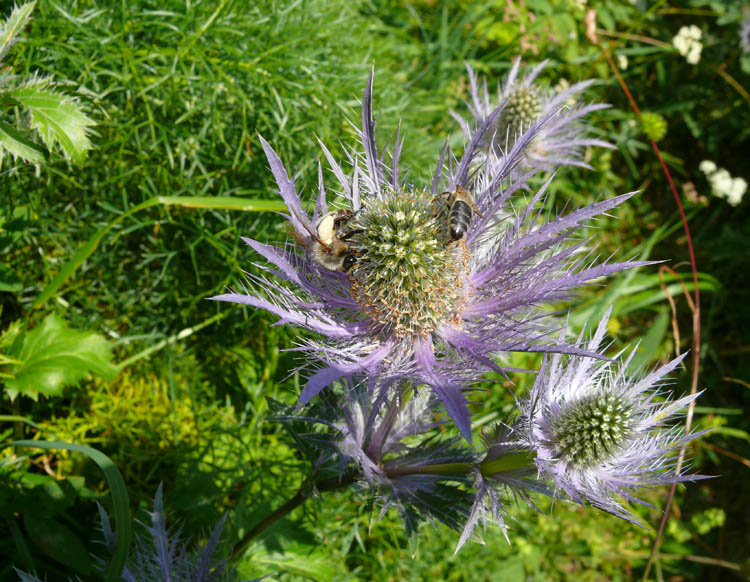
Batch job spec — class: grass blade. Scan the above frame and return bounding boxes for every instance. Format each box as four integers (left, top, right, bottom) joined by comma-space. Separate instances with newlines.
1, 440, 131, 582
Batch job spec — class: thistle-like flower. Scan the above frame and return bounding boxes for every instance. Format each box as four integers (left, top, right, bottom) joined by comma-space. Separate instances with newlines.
15, 485, 239, 582
452, 60, 613, 173
519, 311, 707, 525
212, 71, 645, 441
281, 378, 478, 535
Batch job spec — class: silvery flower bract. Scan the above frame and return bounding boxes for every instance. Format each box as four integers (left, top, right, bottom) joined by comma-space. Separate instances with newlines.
520, 311, 707, 525
452, 59, 613, 172
268, 377, 479, 535
212, 71, 646, 442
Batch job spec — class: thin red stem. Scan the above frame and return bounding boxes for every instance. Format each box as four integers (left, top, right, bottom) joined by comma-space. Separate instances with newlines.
601, 48, 702, 580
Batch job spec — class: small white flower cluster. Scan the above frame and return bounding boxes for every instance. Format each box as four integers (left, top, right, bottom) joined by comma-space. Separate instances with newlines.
673, 25, 702, 65
699, 160, 747, 206
617, 54, 628, 70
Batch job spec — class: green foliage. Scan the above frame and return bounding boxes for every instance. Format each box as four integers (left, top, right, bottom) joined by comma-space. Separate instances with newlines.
1, 440, 131, 582
0, 2, 94, 166
0, 2, 35, 62
0, 0, 746, 580
640, 111, 668, 142
7, 79, 95, 164
1, 314, 117, 401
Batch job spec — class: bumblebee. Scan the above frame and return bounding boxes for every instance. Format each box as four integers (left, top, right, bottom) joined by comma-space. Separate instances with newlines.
309, 209, 360, 272
441, 185, 483, 241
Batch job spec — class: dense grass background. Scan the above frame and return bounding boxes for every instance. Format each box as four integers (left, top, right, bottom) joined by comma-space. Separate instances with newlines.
1, 0, 748, 580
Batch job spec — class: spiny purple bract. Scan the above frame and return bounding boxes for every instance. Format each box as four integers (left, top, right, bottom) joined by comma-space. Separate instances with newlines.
452, 58, 614, 173
519, 310, 708, 525
212, 70, 645, 442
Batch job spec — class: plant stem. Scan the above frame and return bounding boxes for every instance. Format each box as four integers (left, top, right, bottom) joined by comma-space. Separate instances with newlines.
384, 462, 473, 478
231, 470, 358, 560
600, 47, 702, 582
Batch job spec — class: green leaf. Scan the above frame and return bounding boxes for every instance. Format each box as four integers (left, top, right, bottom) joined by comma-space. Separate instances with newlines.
239, 542, 337, 582
0, 263, 22, 292
625, 308, 669, 373
2, 440, 131, 582
0, 120, 46, 165
23, 514, 92, 575
4, 314, 117, 401
0, 2, 36, 62
8, 82, 94, 164
155, 195, 289, 212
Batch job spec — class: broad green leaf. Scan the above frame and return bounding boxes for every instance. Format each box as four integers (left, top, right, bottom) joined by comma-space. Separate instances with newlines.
0, 2, 36, 62
2, 440, 132, 582
23, 514, 92, 575
8, 518, 35, 575
0, 120, 46, 164
4, 314, 117, 401
8, 82, 94, 164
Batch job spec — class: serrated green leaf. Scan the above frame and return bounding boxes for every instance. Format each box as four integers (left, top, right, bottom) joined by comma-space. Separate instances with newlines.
4, 314, 117, 401
0, 120, 46, 164
8, 84, 94, 164
0, 2, 36, 62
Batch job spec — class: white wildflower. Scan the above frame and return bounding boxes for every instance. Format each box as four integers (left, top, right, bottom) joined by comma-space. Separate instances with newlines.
686, 43, 702, 65
709, 169, 732, 198
617, 55, 628, 70
727, 178, 747, 206
673, 25, 703, 65
704, 164, 747, 206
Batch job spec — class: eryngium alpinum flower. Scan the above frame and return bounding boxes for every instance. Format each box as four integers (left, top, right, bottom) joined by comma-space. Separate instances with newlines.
284, 378, 478, 535
212, 72, 645, 441
520, 311, 707, 525
452, 59, 613, 172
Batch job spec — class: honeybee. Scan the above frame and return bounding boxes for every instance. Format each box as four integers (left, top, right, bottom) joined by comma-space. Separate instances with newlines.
309, 209, 361, 272
439, 185, 483, 241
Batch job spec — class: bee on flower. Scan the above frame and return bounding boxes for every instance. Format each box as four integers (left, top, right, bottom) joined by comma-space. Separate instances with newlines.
212, 71, 645, 442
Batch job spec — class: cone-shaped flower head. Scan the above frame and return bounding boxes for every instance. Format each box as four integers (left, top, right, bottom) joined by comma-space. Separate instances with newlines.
520, 311, 707, 525
212, 71, 645, 442
452, 59, 613, 172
